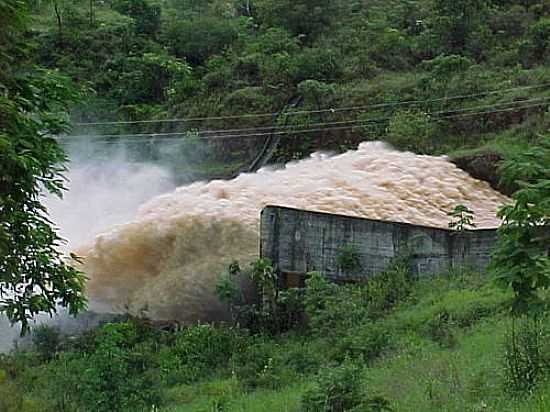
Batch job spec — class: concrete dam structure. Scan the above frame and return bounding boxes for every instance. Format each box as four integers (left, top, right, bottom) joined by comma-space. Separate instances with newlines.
260, 206, 498, 286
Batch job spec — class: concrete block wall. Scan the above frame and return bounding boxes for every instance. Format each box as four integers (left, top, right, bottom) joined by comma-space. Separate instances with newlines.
260, 206, 498, 283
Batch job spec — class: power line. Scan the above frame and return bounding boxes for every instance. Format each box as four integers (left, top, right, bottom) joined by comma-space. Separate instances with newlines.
59, 100, 550, 145
72, 82, 550, 127
58, 96, 550, 141
65, 95, 550, 139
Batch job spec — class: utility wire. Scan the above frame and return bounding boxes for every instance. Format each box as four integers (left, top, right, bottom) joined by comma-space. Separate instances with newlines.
63, 95, 550, 138
59, 96, 550, 141
59, 100, 550, 145
72, 82, 550, 126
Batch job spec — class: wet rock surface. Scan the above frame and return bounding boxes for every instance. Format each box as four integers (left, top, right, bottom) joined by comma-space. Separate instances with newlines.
451, 152, 516, 196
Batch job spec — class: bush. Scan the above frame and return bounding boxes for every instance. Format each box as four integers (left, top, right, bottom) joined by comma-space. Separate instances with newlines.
23, 321, 161, 412
527, 18, 550, 63
368, 28, 412, 70
32, 325, 62, 362
366, 256, 413, 318
160, 324, 244, 384
230, 341, 296, 390
331, 322, 393, 364
216, 259, 304, 335
385, 109, 437, 154
278, 341, 323, 376
163, 16, 239, 65
222, 87, 274, 113
304, 272, 370, 337
301, 360, 364, 412
290, 47, 342, 83
301, 360, 391, 412
503, 317, 550, 395
0, 379, 23, 412
423, 310, 457, 348
304, 260, 413, 337
336, 244, 362, 274
77, 322, 161, 412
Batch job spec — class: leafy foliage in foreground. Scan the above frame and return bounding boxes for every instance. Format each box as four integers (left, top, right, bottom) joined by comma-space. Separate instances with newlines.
492, 139, 550, 315
0, 0, 86, 333
1, 263, 532, 412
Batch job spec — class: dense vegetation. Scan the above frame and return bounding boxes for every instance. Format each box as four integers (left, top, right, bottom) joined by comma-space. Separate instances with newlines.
0, 0, 86, 331
25, 0, 550, 176
0, 136, 548, 409
1, 264, 550, 412
1, 0, 550, 411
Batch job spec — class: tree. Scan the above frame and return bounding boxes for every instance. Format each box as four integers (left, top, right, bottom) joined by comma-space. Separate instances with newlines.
0, 0, 86, 333
112, 51, 192, 105
163, 15, 239, 65
254, 0, 342, 40
385, 109, 437, 154
112, 0, 161, 36
427, 0, 489, 56
491, 138, 550, 316
447, 204, 476, 231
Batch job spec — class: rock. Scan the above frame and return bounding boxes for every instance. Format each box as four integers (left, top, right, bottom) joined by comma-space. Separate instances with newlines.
451, 152, 516, 196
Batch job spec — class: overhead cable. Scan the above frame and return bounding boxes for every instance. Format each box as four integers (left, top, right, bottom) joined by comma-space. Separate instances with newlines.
73, 82, 550, 126
58, 97, 550, 141
57, 100, 550, 145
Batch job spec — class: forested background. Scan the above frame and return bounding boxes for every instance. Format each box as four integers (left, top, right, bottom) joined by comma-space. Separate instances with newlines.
26, 0, 550, 179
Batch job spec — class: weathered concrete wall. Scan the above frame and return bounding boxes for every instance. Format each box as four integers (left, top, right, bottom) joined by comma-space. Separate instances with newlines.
260, 206, 498, 283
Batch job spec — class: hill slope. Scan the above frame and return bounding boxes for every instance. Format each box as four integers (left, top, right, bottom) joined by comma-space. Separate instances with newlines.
27, 0, 550, 181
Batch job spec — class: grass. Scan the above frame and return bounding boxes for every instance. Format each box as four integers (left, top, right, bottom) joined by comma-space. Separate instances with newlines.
163, 380, 305, 412
154, 271, 548, 411
2, 269, 549, 412
367, 319, 550, 412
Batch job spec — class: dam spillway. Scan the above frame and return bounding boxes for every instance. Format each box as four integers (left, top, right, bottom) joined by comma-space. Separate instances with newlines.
260, 206, 498, 285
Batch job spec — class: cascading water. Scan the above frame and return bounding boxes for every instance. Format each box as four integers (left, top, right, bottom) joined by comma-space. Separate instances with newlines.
75, 141, 509, 321
0, 140, 177, 351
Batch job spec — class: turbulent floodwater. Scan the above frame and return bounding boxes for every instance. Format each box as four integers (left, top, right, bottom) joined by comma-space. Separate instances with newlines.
77, 142, 509, 321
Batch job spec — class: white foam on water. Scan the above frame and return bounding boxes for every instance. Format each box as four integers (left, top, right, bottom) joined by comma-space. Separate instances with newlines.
75, 142, 509, 320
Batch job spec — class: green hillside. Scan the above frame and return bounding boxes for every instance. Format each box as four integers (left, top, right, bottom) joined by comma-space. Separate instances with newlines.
26, 0, 550, 175
2, 266, 550, 412
1, 1, 550, 411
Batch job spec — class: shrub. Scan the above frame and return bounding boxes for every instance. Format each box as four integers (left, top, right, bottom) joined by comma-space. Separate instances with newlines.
0, 378, 23, 412
301, 360, 391, 412
422, 54, 473, 81
230, 339, 322, 390
331, 322, 393, 364
336, 244, 363, 274
222, 87, 274, 113
31, 325, 62, 362
216, 259, 304, 335
39, 352, 88, 412
366, 256, 413, 318
160, 324, 244, 384
368, 28, 412, 70
385, 109, 437, 154
423, 310, 457, 348
278, 341, 323, 376
304, 259, 413, 337
290, 47, 342, 83
77, 322, 160, 412
503, 317, 550, 395
230, 342, 296, 390
301, 360, 364, 412
163, 16, 239, 65
519, 18, 550, 65
304, 272, 370, 337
